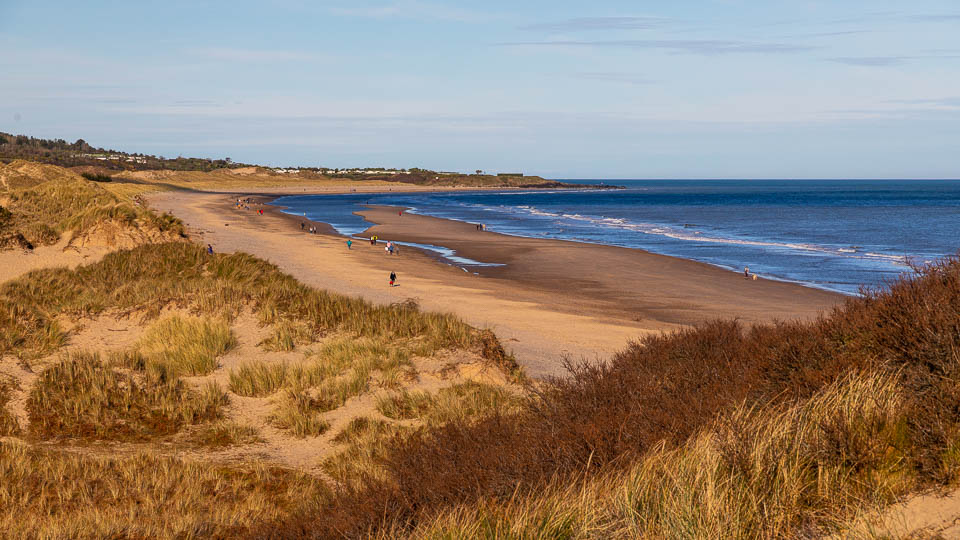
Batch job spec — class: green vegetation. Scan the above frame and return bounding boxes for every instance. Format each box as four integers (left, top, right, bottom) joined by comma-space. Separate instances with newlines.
258, 319, 314, 351
0, 132, 244, 171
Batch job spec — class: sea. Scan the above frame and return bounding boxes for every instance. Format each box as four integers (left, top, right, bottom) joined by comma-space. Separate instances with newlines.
274, 180, 960, 295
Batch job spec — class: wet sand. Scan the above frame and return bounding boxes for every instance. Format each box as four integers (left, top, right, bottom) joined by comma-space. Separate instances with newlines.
357, 205, 844, 327
149, 190, 844, 378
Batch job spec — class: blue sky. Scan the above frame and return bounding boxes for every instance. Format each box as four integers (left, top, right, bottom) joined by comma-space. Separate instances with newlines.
1, 1, 959, 178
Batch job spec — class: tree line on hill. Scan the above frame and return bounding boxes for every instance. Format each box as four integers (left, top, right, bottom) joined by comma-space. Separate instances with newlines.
0, 132, 243, 172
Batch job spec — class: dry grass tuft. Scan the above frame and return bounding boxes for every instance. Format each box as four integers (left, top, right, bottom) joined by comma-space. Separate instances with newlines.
26, 352, 227, 441
135, 315, 236, 378
270, 387, 331, 438
377, 382, 522, 426
259, 320, 315, 351
324, 417, 408, 490
0, 377, 21, 436
190, 421, 263, 448
0, 167, 185, 249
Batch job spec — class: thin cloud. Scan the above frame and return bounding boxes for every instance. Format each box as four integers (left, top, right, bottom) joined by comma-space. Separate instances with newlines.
828, 54, 960, 66
520, 16, 667, 32
573, 72, 653, 85
191, 47, 324, 62
829, 56, 909, 66
908, 13, 960, 22
328, 1, 492, 22
173, 99, 222, 107
498, 39, 815, 55
780, 30, 870, 39
887, 97, 960, 107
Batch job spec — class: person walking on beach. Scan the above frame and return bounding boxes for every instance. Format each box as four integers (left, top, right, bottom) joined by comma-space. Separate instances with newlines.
300, 222, 304, 230
389, 271, 397, 287
346, 239, 352, 250
388, 242, 395, 256
744, 266, 750, 279
206, 244, 214, 255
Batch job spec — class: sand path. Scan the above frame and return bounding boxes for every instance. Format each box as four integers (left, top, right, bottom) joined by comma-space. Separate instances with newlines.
150, 190, 843, 378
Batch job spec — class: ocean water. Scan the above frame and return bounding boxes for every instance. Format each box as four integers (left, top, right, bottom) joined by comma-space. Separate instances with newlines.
275, 180, 960, 295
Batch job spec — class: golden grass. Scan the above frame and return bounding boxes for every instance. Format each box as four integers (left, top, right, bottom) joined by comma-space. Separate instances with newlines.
0, 166, 185, 248
394, 371, 912, 539
135, 315, 236, 377
270, 387, 331, 438
1, 243, 492, 365
0, 376, 21, 436
377, 382, 523, 425
0, 439, 329, 538
258, 319, 314, 351
229, 361, 300, 397
27, 352, 228, 441
324, 417, 408, 489
190, 421, 263, 448
229, 335, 420, 405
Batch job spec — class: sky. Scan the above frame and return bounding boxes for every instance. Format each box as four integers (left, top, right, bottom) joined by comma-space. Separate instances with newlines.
1, 1, 959, 179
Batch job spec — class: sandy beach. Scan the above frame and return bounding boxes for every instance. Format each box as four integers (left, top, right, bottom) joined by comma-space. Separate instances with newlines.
149, 189, 843, 378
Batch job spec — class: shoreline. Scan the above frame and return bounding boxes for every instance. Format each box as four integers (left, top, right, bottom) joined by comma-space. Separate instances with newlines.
353, 204, 856, 296
269, 190, 865, 297
264, 191, 848, 307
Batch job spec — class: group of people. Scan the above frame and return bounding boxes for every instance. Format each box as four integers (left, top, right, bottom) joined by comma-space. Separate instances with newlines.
475, 223, 487, 231
290, 215, 400, 287
235, 198, 264, 215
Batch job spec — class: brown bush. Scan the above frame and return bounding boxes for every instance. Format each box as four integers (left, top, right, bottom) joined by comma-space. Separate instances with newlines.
304, 257, 960, 537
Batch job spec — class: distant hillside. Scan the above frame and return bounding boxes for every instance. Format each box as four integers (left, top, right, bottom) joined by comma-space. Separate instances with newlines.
318, 168, 584, 188
0, 132, 600, 188
0, 132, 244, 172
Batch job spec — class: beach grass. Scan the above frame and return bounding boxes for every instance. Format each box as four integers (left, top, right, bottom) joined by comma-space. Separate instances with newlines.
0, 377, 21, 437
269, 386, 331, 438
26, 352, 227, 441
294, 256, 960, 538
0, 161, 185, 248
190, 421, 264, 448
135, 315, 237, 377
0, 439, 329, 538
0, 242, 506, 366
387, 370, 909, 539
9, 159, 960, 537
376, 381, 521, 425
